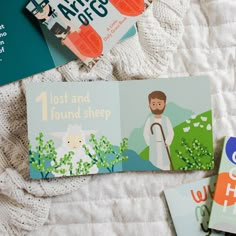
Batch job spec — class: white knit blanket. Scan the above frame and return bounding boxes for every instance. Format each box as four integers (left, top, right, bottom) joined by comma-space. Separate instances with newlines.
30, 1, 236, 235
3, 0, 226, 235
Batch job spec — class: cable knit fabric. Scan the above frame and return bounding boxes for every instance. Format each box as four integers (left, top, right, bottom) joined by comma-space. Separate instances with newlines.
0, 0, 189, 235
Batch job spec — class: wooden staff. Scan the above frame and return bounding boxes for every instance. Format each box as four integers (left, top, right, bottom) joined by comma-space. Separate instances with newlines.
150, 122, 174, 170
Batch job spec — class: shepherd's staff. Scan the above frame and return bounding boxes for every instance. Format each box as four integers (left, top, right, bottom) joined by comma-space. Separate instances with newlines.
150, 122, 174, 170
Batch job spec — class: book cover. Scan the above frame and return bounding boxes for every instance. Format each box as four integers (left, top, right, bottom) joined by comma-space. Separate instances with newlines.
26, 76, 214, 178
164, 176, 226, 236
209, 137, 236, 234
26, 0, 153, 67
0, 1, 136, 86
0, 1, 75, 86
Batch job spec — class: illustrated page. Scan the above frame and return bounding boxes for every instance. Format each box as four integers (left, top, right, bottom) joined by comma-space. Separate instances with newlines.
119, 77, 214, 172
27, 82, 121, 178
26, 76, 214, 178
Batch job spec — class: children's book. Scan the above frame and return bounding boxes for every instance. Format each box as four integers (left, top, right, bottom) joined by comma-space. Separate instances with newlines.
164, 176, 226, 236
26, 76, 214, 178
209, 136, 236, 234
0, 1, 136, 86
26, 0, 153, 67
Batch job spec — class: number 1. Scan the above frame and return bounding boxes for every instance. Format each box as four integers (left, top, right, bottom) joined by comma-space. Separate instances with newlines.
36, 91, 48, 121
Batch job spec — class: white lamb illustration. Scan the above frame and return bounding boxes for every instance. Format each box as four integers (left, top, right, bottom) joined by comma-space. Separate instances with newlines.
50, 125, 99, 176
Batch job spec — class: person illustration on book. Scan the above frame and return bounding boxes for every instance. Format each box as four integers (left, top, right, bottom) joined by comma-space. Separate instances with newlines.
27, 0, 103, 61
27, 0, 71, 39
143, 91, 174, 170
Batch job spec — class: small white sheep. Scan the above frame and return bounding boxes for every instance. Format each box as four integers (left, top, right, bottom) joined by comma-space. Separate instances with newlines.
206, 124, 212, 131
201, 116, 207, 122
50, 125, 99, 176
183, 126, 190, 133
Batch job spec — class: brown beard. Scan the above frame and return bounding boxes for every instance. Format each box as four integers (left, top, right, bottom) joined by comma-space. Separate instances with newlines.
150, 107, 165, 115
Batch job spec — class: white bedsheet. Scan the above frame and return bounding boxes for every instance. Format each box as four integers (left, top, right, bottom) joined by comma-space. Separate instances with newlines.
30, 0, 236, 235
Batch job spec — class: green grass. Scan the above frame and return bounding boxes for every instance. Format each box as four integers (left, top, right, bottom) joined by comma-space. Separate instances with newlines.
139, 110, 214, 170
139, 146, 149, 160
170, 110, 213, 170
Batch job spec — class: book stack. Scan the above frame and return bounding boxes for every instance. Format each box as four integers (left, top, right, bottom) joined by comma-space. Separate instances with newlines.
165, 136, 236, 235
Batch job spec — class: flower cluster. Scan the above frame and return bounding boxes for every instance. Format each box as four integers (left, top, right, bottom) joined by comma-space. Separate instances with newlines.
29, 133, 93, 178
83, 134, 128, 172
29, 132, 129, 178
176, 138, 213, 170
75, 159, 93, 175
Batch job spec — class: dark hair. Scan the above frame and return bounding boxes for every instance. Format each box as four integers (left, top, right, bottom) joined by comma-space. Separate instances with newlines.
51, 22, 67, 36
39, 5, 54, 23
148, 91, 166, 103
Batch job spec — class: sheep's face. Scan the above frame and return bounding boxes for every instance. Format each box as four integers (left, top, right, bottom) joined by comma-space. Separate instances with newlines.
65, 134, 84, 149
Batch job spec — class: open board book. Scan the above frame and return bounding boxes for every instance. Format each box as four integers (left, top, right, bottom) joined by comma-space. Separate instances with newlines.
26, 76, 214, 178
26, 0, 153, 68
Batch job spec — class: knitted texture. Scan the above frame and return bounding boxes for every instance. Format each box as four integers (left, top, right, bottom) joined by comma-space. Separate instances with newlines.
0, 0, 189, 235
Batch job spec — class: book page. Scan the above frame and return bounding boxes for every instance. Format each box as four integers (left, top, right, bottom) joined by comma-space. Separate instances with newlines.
26, 81, 121, 178
119, 77, 213, 171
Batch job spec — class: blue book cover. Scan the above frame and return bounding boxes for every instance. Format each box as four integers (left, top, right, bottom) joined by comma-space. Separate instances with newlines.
0, 1, 76, 86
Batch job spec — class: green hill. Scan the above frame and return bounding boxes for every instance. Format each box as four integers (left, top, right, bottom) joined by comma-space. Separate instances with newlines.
164, 102, 194, 127
139, 110, 214, 170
